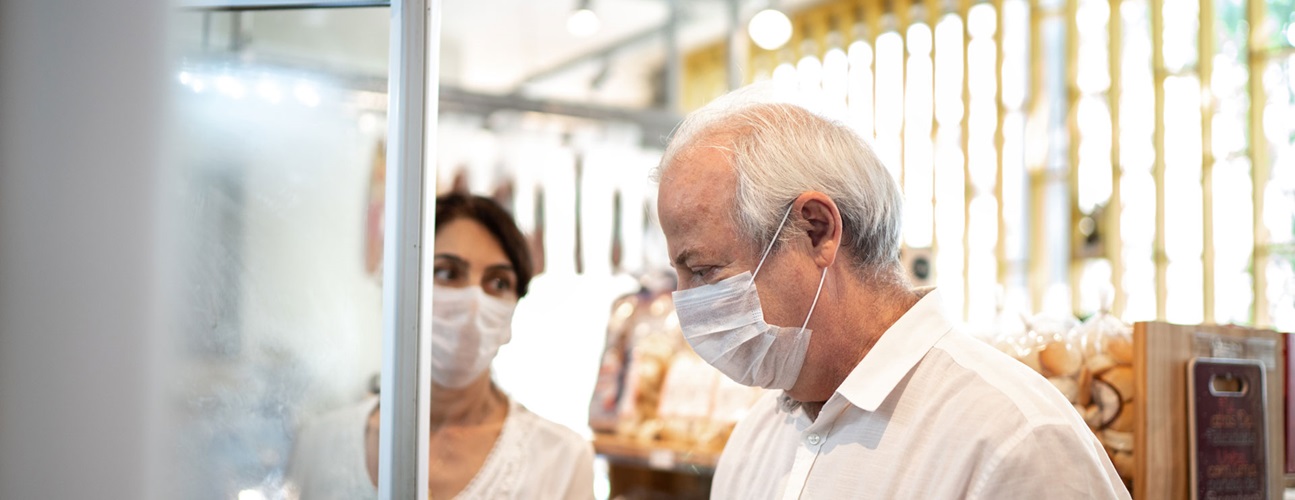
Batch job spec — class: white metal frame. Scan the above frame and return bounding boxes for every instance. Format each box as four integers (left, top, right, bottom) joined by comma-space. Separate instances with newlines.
180, 0, 388, 9
380, 0, 438, 498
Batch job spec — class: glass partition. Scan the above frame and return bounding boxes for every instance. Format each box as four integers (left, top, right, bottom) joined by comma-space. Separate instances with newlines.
166, 7, 390, 498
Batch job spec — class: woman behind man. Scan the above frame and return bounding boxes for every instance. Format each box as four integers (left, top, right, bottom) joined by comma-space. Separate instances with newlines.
289, 193, 594, 500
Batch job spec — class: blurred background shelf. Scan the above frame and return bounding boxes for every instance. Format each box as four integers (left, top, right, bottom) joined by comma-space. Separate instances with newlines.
594, 433, 717, 500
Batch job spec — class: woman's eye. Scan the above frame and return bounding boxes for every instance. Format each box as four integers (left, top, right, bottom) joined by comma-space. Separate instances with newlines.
433, 266, 460, 282
486, 277, 514, 294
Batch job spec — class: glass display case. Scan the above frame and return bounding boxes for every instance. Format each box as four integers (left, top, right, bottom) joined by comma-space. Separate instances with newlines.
166, 5, 392, 498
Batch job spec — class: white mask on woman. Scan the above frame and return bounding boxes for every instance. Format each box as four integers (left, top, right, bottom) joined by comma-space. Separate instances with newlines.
430, 285, 517, 388
671, 206, 828, 390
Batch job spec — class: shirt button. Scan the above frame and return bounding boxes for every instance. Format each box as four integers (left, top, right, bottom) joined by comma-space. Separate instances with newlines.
807, 433, 821, 446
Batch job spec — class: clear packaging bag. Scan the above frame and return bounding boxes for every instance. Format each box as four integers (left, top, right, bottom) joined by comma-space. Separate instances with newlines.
1071, 287, 1135, 482
998, 286, 1134, 484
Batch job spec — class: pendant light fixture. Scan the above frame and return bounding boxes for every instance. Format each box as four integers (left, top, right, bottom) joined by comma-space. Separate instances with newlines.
748, 5, 792, 51
567, 0, 600, 38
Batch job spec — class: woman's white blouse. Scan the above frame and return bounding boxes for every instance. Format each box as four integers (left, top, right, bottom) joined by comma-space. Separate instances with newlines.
288, 396, 595, 500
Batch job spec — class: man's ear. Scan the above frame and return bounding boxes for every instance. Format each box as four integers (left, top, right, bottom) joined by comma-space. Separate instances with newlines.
793, 192, 843, 269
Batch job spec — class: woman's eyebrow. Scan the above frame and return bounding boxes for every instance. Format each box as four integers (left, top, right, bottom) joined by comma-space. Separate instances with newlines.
484, 263, 515, 273
433, 254, 467, 265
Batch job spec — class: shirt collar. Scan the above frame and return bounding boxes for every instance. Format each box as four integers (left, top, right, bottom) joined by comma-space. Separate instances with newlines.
831, 288, 954, 412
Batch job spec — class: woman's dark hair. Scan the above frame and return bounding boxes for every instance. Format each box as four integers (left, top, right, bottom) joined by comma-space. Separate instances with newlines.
434, 193, 534, 297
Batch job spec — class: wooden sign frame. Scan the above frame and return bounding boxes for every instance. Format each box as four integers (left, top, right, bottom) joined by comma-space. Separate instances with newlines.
1134, 321, 1286, 499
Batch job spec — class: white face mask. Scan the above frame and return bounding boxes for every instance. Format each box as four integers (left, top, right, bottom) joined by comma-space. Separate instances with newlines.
671, 207, 828, 390
430, 285, 517, 388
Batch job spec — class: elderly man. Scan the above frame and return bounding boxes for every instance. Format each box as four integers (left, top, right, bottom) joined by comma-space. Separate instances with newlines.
655, 85, 1129, 499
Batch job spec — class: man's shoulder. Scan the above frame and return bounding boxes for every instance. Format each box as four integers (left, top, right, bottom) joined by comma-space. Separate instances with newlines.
922, 331, 1087, 427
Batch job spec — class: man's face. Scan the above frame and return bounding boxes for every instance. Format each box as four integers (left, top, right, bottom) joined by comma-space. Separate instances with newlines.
658, 145, 745, 290
657, 143, 822, 331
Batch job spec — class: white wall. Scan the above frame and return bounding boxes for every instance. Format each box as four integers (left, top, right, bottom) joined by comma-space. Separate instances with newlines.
0, 0, 169, 499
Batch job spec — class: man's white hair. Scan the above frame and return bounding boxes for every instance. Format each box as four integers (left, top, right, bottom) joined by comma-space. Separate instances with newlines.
656, 82, 905, 281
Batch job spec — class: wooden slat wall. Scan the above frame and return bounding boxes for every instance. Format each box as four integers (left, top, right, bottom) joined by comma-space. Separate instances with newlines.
679, 0, 1278, 328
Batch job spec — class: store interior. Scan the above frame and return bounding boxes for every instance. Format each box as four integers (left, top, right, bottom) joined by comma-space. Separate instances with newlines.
2, 0, 1295, 498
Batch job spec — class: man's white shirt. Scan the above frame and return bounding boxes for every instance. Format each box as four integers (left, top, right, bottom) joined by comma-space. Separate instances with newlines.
712, 289, 1131, 499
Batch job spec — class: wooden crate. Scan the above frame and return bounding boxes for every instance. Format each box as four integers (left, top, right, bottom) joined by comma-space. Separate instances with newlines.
1134, 321, 1286, 499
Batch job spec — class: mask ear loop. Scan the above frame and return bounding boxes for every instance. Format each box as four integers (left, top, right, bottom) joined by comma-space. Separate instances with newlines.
752, 205, 795, 281
751, 203, 828, 333
801, 267, 828, 332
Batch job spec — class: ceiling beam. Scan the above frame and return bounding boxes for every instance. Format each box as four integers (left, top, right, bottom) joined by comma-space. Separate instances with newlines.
440, 85, 682, 145
510, 23, 670, 91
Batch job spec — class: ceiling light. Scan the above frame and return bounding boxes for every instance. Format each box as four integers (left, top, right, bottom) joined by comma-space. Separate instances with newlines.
749, 9, 793, 51
567, 7, 600, 37
237, 490, 267, 500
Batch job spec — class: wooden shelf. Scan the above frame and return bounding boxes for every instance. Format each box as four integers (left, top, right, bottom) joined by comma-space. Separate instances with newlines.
592, 433, 721, 474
